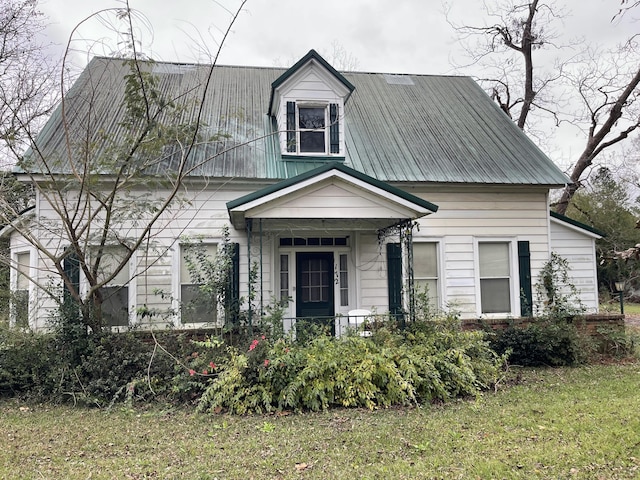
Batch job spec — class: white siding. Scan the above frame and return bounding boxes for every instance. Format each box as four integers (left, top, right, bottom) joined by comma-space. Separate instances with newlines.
412, 188, 552, 319
550, 219, 600, 312
15, 179, 601, 329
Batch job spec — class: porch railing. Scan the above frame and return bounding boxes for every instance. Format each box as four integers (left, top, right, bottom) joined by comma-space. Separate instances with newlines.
280, 311, 404, 340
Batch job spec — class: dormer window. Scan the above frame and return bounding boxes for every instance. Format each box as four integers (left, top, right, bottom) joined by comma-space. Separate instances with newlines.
286, 102, 340, 155
269, 50, 354, 159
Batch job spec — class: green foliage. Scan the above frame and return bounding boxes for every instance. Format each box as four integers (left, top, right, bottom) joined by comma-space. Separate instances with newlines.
565, 167, 640, 293
490, 320, 592, 366
0, 323, 58, 397
595, 325, 638, 358
0, 320, 192, 405
195, 314, 505, 414
491, 254, 593, 366
535, 252, 586, 320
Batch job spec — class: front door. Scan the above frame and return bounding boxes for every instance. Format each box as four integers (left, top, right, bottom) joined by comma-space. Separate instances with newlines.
296, 252, 334, 336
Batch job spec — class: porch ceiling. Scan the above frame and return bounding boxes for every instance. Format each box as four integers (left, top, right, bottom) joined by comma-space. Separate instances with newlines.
227, 163, 438, 230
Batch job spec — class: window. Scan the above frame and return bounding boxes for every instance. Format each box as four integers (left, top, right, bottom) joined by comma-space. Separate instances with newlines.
280, 254, 289, 302
13, 252, 30, 327
300, 257, 330, 303
286, 101, 340, 155
479, 242, 511, 314
95, 247, 130, 327
180, 243, 217, 324
339, 254, 349, 307
413, 242, 439, 308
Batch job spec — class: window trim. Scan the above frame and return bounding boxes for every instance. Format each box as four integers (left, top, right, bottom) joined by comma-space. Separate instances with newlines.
11, 248, 33, 328
81, 246, 136, 330
412, 240, 443, 311
173, 239, 221, 328
283, 100, 343, 157
277, 237, 353, 321
475, 238, 518, 318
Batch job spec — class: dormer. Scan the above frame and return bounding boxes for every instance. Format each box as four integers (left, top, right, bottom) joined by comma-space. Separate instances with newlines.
268, 50, 355, 159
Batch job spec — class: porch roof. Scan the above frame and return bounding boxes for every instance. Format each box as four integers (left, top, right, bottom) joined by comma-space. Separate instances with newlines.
226, 163, 438, 230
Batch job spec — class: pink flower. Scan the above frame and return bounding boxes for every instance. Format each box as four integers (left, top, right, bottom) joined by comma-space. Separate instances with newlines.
249, 339, 259, 351
261, 335, 266, 340
188, 369, 196, 376
209, 362, 216, 370
264, 359, 269, 367
202, 369, 208, 374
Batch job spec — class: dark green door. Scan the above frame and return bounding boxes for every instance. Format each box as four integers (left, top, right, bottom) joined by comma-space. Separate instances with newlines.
296, 252, 334, 336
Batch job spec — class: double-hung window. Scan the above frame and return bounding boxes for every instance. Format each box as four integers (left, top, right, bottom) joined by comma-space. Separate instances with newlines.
13, 252, 30, 327
96, 247, 130, 327
286, 102, 340, 155
478, 242, 512, 314
413, 242, 439, 308
179, 243, 217, 324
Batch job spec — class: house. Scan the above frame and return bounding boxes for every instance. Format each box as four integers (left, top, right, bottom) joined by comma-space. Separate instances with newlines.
4, 50, 602, 332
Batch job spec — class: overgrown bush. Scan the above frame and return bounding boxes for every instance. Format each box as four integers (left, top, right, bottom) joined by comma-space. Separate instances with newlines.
490, 320, 591, 367
0, 324, 58, 398
195, 313, 506, 414
487, 253, 596, 367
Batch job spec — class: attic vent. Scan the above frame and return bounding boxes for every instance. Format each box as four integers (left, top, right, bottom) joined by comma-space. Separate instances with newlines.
383, 74, 415, 86
152, 64, 194, 75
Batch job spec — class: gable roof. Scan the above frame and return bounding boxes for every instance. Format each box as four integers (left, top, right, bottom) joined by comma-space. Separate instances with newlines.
26, 56, 569, 187
268, 49, 355, 116
227, 162, 438, 229
550, 211, 605, 238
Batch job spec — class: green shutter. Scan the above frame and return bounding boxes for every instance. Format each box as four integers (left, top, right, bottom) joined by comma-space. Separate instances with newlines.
225, 242, 240, 325
63, 248, 81, 320
387, 243, 403, 318
63, 249, 80, 299
518, 241, 533, 317
286, 101, 296, 152
330, 103, 339, 154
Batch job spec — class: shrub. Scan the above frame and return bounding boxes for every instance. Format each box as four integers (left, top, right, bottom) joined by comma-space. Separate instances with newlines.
490, 320, 592, 367
0, 324, 59, 398
195, 316, 506, 414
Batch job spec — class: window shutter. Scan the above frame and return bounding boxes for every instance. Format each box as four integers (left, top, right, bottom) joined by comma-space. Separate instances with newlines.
286, 101, 296, 152
63, 249, 80, 299
518, 241, 533, 316
387, 243, 403, 319
63, 248, 81, 321
330, 103, 339, 154
225, 242, 240, 325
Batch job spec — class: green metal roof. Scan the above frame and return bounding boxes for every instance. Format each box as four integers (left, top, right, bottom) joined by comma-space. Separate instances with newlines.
267, 49, 355, 116
550, 211, 605, 237
25, 56, 569, 187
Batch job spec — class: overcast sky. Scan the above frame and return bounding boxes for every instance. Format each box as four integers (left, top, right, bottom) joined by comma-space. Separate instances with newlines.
38, 0, 640, 170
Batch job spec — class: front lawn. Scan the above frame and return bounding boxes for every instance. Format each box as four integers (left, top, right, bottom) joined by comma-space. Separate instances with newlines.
1, 363, 639, 479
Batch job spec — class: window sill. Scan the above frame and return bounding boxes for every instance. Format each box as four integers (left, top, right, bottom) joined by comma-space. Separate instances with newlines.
282, 154, 345, 162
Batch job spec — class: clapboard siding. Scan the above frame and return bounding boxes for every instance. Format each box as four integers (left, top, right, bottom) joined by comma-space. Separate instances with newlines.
550, 219, 599, 311
16, 176, 601, 329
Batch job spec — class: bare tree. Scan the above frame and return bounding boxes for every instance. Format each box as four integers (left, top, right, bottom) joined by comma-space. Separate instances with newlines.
555, 45, 640, 213
1, 0, 249, 332
449, 0, 640, 214
448, 0, 569, 133
0, 0, 58, 165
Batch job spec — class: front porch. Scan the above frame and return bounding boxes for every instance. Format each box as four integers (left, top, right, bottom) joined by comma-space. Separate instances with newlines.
226, 163, 439, 330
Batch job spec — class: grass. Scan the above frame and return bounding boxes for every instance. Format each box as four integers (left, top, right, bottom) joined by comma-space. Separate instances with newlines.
1, 364, 640, 479
601, 301, 640, 315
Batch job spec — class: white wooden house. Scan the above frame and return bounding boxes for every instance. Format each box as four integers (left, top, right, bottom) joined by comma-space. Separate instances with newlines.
4, 50, 602, 332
